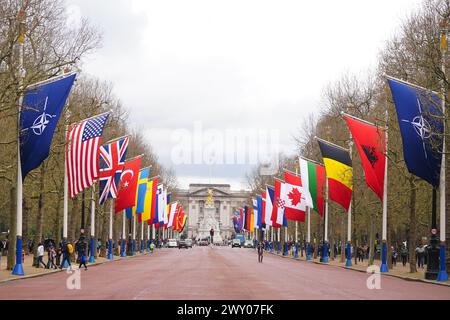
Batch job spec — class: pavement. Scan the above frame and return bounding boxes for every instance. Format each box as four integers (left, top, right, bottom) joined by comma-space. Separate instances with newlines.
0, 246, 450, 300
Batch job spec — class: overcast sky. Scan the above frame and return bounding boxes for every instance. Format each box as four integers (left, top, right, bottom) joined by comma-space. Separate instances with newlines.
67, 0, 422, 190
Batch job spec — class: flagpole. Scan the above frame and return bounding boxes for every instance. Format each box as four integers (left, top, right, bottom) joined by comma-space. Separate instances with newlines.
140, 222, 144, 254
132, 214, 136, 256
89, 185, 96, 263
321, 178, 329, 263
438, 20, 449, 282
121, 211, 126, 257
306, 207, 312, 261
146, 224, 150, 252
346, 135, 353, 267
277, 228, 281, 254
380, 87, 390, 273
61, 123, 70, 269
12, 3, 26, 276
107, 200, 114, 260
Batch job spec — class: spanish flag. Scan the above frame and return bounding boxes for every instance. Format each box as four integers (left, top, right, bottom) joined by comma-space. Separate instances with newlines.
317, 138, 353, 211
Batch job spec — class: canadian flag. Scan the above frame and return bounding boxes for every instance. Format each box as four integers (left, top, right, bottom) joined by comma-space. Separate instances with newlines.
280, 171, 306, 222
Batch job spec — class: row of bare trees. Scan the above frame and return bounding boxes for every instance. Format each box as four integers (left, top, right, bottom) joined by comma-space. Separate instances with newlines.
0, 0, 177, 270
246, 0, 450, 272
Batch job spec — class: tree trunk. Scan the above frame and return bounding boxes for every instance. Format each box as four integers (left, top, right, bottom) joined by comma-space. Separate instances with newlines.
32, 165, 46, 267
7, 186, 17, 270
408, 175, 417, 273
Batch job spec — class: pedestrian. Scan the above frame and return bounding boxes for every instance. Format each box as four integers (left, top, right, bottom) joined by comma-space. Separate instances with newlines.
28, 239, 34, 255
60, 241, 73, 269
400, 244, 408, 266
257, 240, 264, 263
416, 245, 425, 269
76, 235, 88, 271
36, 242, 47, 268
391, 248, 397, 267
47, 245, 57, 269
150, 241, 155, 254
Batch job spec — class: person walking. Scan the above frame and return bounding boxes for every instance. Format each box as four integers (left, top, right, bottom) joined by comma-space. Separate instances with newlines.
150, 241, 155, 254
60, 242, 72, 269
257, 240, 264, 263
36, 242, 46, 268
47, 245, 57, 269
76, 235, 88, 271
391, 247, 397, 267
400, 244, 408, 266
416, 245, 425, 269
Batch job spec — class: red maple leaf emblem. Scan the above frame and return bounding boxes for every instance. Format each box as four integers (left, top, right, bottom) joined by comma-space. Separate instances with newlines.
288, 188, 302, 206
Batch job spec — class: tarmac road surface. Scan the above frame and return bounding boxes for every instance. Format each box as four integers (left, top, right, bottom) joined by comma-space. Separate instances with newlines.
0, 246, 449, 300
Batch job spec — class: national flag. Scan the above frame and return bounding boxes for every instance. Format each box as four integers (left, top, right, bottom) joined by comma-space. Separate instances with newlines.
20, 73, 76, 180
387, 77, 443, 187
317, 138, 353, 211
66, 113, 109, 198
252, 198, 259, 229
264, 186, 274, 227
98, 136, 129, 205
280, 171, 306, 222
260, 191, 266, 227
115, 156, 142, 213
257, 194, 264, 229
167, 202, 178, 228
343, 114, 386, 202
143, 178, 158, 224
271, 180, 285, 227
299, 158, 325, 217
157, 185, 167, 224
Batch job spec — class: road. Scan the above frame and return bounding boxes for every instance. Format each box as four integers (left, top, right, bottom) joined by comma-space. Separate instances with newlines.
0, 246, 449, 300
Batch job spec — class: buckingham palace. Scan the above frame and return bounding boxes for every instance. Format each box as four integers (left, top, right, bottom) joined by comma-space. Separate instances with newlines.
175, 184, 251, 241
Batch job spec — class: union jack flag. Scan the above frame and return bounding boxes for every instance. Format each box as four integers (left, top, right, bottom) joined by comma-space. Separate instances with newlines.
98, 136, 129, 205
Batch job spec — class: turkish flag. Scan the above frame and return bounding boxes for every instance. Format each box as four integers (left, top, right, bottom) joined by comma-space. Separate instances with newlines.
114, 156, 141, 213
344, 115, 386, 202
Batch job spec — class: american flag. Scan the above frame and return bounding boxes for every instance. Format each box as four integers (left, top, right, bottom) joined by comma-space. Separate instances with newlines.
98, 136, 129, 205
66, 113, 109, 199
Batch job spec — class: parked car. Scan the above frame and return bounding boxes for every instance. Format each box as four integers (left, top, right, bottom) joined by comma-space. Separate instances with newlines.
167, 239, 178, 248
198, 238, 209, 246
232, 239, 241, 248
243, 240, 253, 248
178, 239, 188, 249
185, 239, 193, 248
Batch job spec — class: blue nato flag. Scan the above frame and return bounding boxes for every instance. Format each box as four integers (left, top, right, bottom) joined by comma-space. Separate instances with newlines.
20, 73, 76, 180
388, 77, 443, 188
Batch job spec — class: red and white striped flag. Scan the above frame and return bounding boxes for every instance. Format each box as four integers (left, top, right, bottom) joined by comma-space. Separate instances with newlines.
66, 113, 109, 198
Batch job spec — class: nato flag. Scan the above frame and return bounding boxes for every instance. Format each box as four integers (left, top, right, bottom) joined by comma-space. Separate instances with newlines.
20, 73, 76, 180
387, 77, 443, 187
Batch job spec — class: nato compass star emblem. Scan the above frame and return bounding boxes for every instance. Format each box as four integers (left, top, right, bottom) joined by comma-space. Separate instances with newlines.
401, 98, 431, 159
30, 97, 56, 136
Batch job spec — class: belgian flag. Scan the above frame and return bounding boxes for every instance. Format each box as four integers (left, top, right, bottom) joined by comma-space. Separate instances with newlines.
317, 138, 353, 211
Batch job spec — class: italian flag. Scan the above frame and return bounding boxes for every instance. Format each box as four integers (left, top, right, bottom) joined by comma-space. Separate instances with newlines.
299, 158, 325, 217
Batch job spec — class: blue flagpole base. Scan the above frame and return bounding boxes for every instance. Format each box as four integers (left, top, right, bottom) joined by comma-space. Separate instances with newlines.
277, 242, 281, 254
89, 237, 95, 263
306, 243, 312, 261
121, 239, 126, 257
294, 244, 299, 259
320, 242, 329, 263
380, 241, 388, 273
107, 239, 113, 260
12, 237, 24, 276
345, 242, 352, 267
306, 254, 312, 261
132, 240, 136, 256
140, 241, 144, 254
146, 240, 150, 252
12, 263, 24, 276
62, 260, 70, 268
437, 244, 449, 282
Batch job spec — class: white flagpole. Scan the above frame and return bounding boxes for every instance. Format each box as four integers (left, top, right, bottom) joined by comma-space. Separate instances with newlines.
147, 224, 150, 252
107, 200, 114, 260
132, 214, 136, 255
12, 5, 26, 276
121, 211, 126, 257
438, 22, 449, 281
346, 134, 353, 267
306, 206, 312, 261
88, 185, 96, 263
140, 221, 144, 253
380, 88, 390, 273
322, 177, 329, 263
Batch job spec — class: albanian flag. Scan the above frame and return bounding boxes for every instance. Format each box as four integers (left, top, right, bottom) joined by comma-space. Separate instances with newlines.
343, 114, 386, 203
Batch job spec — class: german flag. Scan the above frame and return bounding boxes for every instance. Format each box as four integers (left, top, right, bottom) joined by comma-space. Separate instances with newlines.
317, 138, 353, 211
